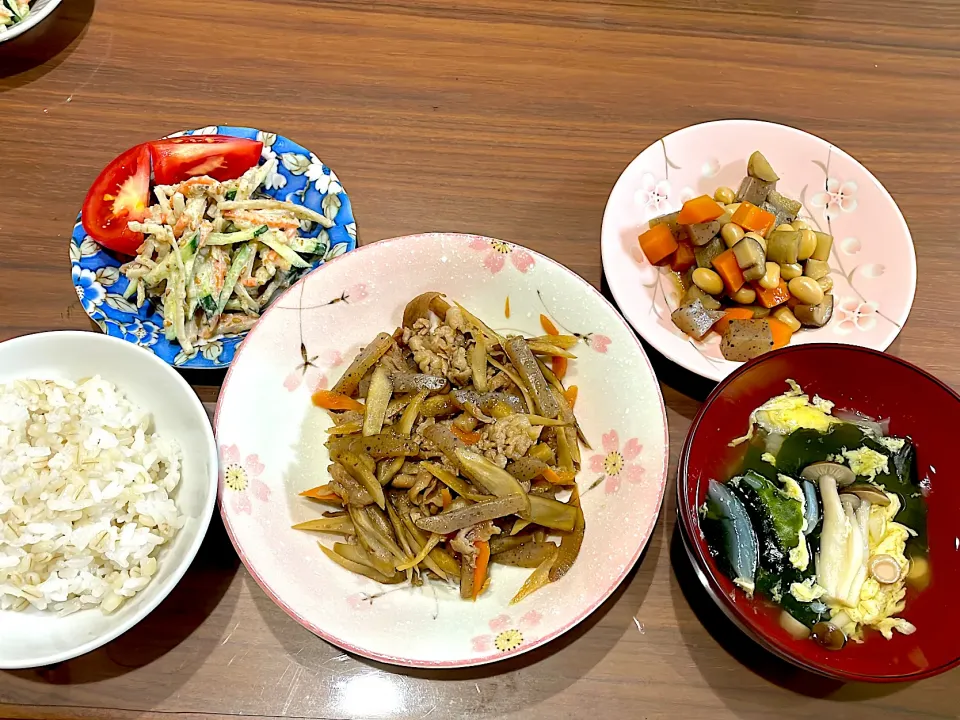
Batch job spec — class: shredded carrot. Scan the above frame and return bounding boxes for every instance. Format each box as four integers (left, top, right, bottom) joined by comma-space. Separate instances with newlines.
223, 209, 300, 230
450, 425, 482, 445
563, 385, 578, 409
712, 249, 746, 293
670, 241, 696, 273
311, 389, 364, 412
767, 318, 794, 349
505, 296, 511, 318
677, 195, 725, 225
753, 279, 791, 309
731, 202, 776, 236
298, 484, 342, 503
638, 224, 678, 265
552, 355, 568, 381
173, 176, 217, 193
173, 214, 190, 238
713, 308, 755, 336
440, 488, 453, 509
540, 314, 560, 336
472, 540, 490, 601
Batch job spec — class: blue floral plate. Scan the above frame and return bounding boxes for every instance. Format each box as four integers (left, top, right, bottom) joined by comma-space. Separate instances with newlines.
70, 125, 358, 368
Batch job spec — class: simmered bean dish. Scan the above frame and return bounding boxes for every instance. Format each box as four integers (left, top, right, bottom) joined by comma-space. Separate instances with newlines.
638, 151, 835, 362
294, 293, 586, 605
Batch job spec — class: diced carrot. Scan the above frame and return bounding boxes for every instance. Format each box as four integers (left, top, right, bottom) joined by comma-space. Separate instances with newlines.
712, 249, 745, 293
504, 296, 511, 318
540, 314, 560, 336
669, 241, 696, 273
451, 425, 482, 445
638, 224, 679, 265
563, 385, 578, 409
753, 279, 791, 309
677, 195, 725, 225
731, 202, 777, 236
311, 389, 364, 412
440, 488, 453, 509
472, 540, 490, 601
768, 318, 793, 350
298, 484, 342, 503
552, 355, 568, 381
713, 308, 755, 336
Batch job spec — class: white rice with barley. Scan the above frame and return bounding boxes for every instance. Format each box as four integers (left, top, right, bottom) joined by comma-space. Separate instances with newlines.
0, 376, 183, 615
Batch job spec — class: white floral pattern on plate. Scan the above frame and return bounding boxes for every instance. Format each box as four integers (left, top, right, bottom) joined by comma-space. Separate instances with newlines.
601, 120, 917, 382
215, 233, 668, 668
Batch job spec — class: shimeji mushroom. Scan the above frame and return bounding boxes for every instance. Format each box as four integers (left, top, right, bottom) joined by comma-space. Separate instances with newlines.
801, 462, 857, 603
811, 621, 847, 651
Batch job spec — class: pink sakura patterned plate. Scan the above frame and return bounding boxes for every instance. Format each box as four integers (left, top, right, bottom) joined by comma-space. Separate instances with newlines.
601, 119, 917, 382
214, 233, 668, 668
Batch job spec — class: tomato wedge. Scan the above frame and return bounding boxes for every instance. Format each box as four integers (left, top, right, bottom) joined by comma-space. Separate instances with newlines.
148, 136, 263, 185
81, 143, 151, 255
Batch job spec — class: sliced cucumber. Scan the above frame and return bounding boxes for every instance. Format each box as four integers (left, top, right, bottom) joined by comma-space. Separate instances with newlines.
206, 225, 268, 246
215, 244, 255, 317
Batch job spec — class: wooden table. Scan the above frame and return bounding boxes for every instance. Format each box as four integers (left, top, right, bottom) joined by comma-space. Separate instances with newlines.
2, 1, 959, 717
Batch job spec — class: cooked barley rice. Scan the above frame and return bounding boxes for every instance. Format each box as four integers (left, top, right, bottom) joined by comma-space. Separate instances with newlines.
0, 376, 183, 615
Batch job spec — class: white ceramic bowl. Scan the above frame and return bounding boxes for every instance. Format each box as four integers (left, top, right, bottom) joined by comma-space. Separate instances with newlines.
216, 233, 669, 668
0, 331, 218, 669
601, 119, 917, 382
0, 0, 62, 44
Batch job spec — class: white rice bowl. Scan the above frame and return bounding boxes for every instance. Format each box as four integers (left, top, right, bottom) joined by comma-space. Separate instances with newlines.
0, 331, 217, 669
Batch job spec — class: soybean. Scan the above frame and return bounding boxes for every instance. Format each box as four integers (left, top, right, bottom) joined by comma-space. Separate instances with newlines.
798, 229, 818, 261
714, 186, 736, 204
731, 286, 757, 304
817, 275, 834, 294
792, 219, 811, 231
692, 268, 724, 296
780, 262, 803, 281
775, 223, 795, 232
789, 276, 825, 306
759, 262, 781, 290
773, 307, 802, 333
721, 223, 745, 248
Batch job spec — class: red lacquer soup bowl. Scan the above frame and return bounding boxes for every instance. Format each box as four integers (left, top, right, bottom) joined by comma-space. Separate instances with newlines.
677, 344, 960, 682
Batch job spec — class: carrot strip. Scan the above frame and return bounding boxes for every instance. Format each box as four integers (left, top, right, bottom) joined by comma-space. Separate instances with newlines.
638, 224, 678, 265
768, 318, 794, 349
440, 488, 453, 510
450, 425, 482, 445
753, 280, 791, 309
504, 296, 511, 319
298, 485, 342, 503
713, 308, 755, 336
472, 540, 490, 601
677, 195, 724, 225
563, 385, 578, 409
540, 314, 560, 336
541, 467, 577, 485
712, 249, 745, 293
552, 355, 568, 381
311, 389, 364, 412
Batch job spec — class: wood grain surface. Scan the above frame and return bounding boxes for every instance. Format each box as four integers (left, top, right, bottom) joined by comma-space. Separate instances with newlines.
2, 1, 959, 718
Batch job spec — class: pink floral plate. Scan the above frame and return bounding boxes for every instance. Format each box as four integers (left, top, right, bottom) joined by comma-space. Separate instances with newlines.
601, 119, 917, 382
214, 233, 668, 668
